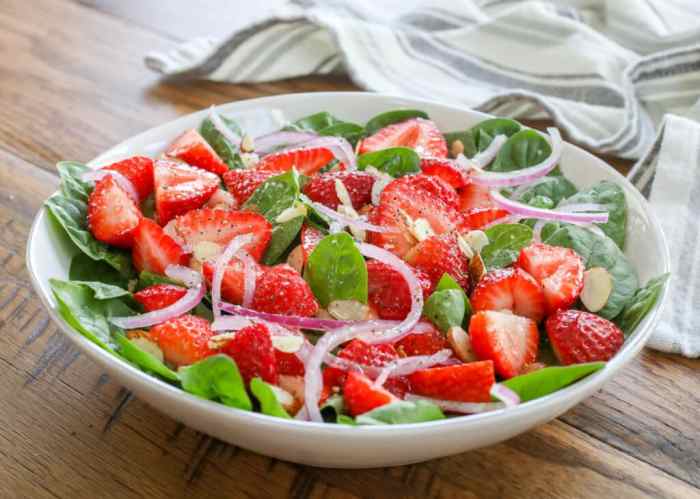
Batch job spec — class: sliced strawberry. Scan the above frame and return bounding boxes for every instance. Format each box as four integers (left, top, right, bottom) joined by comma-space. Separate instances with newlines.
149, 314, 214, 368
470, 268, 546, 322
408, 362, 495, 402
102, 156, 154, 200
87, 175, 142, 248
394, 324, 447, 357
165, 129, 228, 176
343, 371, 397, 416
546, 309, 624, 365
255, 147, 336, 176
276, 351, 305, 377
300, 224, 324, 263
469, 310, 539, 379
458, 179, 495, 212
205, 189, 236, 210
517, 243, 584, 314
154, 159, 220, 225
133, 284, 186, 312
302, 171, 375, 210
358, 118, 447, 158
405, 233, 470, 290
221, 322, 277, 384
323, 340, 399, 392
202, 258, 261, 305
132, 218, 189, 274
460, 208, 510, 230
165, 208, 272, 261
222, 169, 275, 206
420, 157, 469, 188
251, 264, 319, 317
366, 260, 434, 320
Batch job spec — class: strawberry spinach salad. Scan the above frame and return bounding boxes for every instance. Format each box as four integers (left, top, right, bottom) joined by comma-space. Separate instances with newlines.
45, 107, 668, 425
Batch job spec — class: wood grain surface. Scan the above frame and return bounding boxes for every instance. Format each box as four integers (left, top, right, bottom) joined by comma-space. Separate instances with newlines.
0, 1, 697, 498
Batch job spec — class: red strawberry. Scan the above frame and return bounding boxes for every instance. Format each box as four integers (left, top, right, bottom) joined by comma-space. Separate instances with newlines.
102, 156, 154, 200
394, 324, 447, 357
165, 129, 228, 176
87, 175, 142, 248
368, 174, 463, 257
420, 157, 469, 188
367, 260, 434, 320
408, 362, 495, 402
300, 224, 324, 263
205, 189, 236, 210
516, 243, 584, 314
221, 322, 277, 384
251, 264, 319, 317
222, 169, 275, 205
470, 267, 546, 322
343, 371, 397, 416
358, 118, 447, 158
546, 309, 624, 365
276, 350, 306, 376
202, 258, 261, 305
149, 314, 214, 368
165, 208, 272, 261
405, 233, 471, 290
458, 179, 495, 212
460, 208, 510, 230
302, 171, 375, 210
323, 340, 399, 391
133, 284, 186, 311
469, 310, 539, 379
132, 218, 189, 274
154, 159, 220, 225
255, 147, 336, 175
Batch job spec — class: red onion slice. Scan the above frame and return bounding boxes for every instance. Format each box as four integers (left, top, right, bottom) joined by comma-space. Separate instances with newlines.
374, 349, 453, 387
309, 201, 397, 234
212, 234, 253, 319
240, 251, 258, 308
254, 131, 318, 154
405, 394, 505, 414
209, 107, 241, 147
211, 316, 255, 331
489, 383, 520, 407
490, 190, 609, 224
82, 169, 139, 203
299, 136, 357, 171
470, 134, 508, 169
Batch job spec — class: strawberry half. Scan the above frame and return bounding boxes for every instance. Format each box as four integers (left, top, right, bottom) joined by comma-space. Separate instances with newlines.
165, 208, 272, 261
255, 147, 336, 176
366, 260, 434, 320
458, 179, 495, 212
516, 242, 584, 314
405, 233, 470, 290
302, 171, 375, 210
134, 284, 187, 311
470, 267, 546, 322
546, 309, 623, 365
420, 157, 469, 188
222, 322, 278, 384
102, 156, 154, 200
276, 351, 306, 377
251, 264, 319, 317
358, 118, 447, 158
394, 324, 447, 357
460, 208, 510, 230
408, 362, 495, 402
469, 310, 539, 379
154, 159, 220, 225
149, 314, 215, 368
87, 175, 142, 248
300, 224, 324, 263
343, 371, 397, 416
222, 169, 275, 206
165, 129, 228, 176
132, 218, 189, 274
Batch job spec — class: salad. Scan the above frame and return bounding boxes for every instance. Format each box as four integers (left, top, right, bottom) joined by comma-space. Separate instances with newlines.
45, 107, 668, 425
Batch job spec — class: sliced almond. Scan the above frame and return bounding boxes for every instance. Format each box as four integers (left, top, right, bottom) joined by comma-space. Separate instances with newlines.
447, 326, 476, 362
469, 253, 486, 288
334, 178, 353, 208
240, 152, 260, 169
193, 241, 223, 263
328, 299, 371, 321
240, 134, 255, 153
463, 230, 489, 254
271, 334, 304, 354
208, 332, 238, 350
276, 202, 307, 224
457, 234, 474, 259
286, 245, 305, 274
580, 267, 613, 313
411, 218, 434, 242
337, 204, 366, 241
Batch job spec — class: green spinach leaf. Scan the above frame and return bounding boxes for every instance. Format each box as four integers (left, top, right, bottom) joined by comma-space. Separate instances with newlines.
355, 400, 445, 425
69, 253, 130, 288
364, 109, 429, 136
481, 224, 533, 269
357, 147, 420, 178
200, 115, 244, 169
57, 161, 92, 201
491, 129, 551, 172
616, 273, 669, 335
114, 333, 178, 381
560, 181, 627, 248
443, 130, 478, 158
178, 354, 252, 410
424, 289, 466, 333
250, 378, 291, 419
471, 118, 522, 153
287, 112, 364, 145
516, 176, 578, 207
136, 270, 180, 290
503, 362, 605, 402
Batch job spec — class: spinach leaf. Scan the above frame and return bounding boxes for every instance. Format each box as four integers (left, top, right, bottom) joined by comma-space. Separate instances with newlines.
355, 400, 445, 425
286, 112, 364, 146
65, 281, 131, 300
69, 253, 130, 288
544, 225, 638, 319
337, 415, 357, 426
503, 362, 605, 402
49, 279, 136, 352
364, 109, 429, 136
319, 123, 365, 145
481, 224, 533, 269
249, 378, 291, 419
357, 147, 420, 178
136, 270, 180, 290
436, 273, 472, 323
516, 176, 578, 207
424, 289, 466, 333
57, 161, 92, 202
200, 115, 244, 169
560, 181, 627, 248
178, 354, 252, 410
491, 129, 551, 172
306, 232, 368, 307
443, 130, 478, 158
114, 333, 178, 381
470, 119, 522, 153
616, 273, 669, 335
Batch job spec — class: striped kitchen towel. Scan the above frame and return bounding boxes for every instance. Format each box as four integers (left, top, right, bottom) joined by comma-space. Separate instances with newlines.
146, 0, 700, 357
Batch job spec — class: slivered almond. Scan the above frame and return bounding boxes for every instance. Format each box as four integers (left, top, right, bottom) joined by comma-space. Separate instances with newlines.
334, 178, 353, 208
457, 234, 474, 259
208, 332, 237, 350
447, 326, 476, 362
240, 134, 255, 153
328, 300, 371, 321
580, 267, 613, 313
240, 152, 260, 169
469, 253, 486, 289
286, 245, 305, 274
463, 230, 489, 254
271, 335, 304, 353
337, 204, 366, 241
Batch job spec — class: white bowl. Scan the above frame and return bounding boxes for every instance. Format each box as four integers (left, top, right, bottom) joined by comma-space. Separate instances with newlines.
26, 92, 670, 468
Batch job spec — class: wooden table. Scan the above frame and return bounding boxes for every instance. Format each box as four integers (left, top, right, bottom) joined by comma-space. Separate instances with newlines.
1, 1, 698, 497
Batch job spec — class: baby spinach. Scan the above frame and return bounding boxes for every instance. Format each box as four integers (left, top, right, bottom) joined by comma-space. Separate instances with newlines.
286, 112, 364, 145
616, 273, 669, 336
319, 123, 365, 145
544, 225, 638, 319
481, 223, 533, 269
364, 109, 429, 136
424, 289, 466, 333
357, 147, 420, 178
178, 354, 252, 411
136, 270, 180, 290
436, 274, 471, 317
200, 115, 244, 169
470, 118, 522, 153
57, 161, 92, 202
354, 400, 445, 425
503, 362, 605, 402
114, 333, 178, 381
560, 181, 627, 248
443, 130, 478, 158
305, 232, 368, 307
69, 253, 130, 289
250, 378, 291, 419
516, 176, 578, 207
491, 129, 551, 172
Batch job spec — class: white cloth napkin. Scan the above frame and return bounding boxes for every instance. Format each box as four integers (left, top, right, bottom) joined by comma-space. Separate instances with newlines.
145, 0, 700, 357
